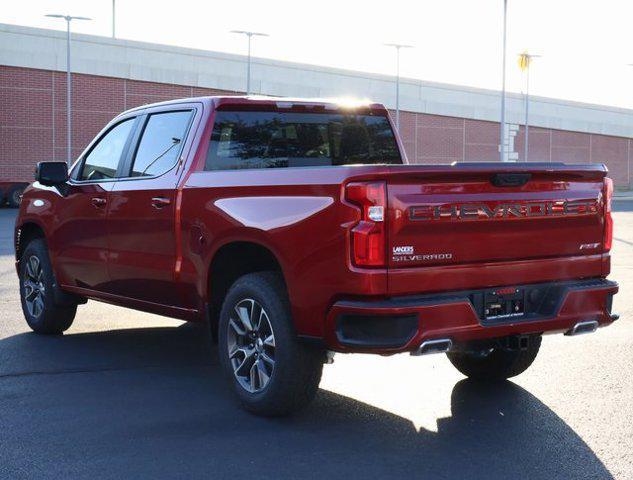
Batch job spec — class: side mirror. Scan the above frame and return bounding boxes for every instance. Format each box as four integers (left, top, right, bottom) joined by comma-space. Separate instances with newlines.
35, 162, 69, 186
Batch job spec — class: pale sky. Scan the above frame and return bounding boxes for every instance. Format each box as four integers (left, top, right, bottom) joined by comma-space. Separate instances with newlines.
2, 0, 633, 109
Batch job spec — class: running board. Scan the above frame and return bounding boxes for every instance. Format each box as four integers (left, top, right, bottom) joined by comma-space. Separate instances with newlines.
565, 320, 599, 336
411, 338, 453, 356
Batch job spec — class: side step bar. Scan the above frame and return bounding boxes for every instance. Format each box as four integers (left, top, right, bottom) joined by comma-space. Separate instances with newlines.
565, 320, 599, 336
411, 338, 452, 356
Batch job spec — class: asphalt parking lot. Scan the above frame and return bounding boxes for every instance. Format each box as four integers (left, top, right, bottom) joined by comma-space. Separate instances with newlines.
0, 203, 631, 480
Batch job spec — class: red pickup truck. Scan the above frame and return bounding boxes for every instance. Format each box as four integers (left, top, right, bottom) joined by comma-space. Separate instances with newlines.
15, 96, 618, 416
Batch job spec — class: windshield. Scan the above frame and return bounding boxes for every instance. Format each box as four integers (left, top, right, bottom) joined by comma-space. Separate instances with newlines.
205, 110, 402, 170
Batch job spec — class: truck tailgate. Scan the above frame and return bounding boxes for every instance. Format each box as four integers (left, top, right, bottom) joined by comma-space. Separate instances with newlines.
387, 164, 607, 270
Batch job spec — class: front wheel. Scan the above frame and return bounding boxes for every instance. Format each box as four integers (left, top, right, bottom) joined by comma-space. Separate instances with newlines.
447, 335, 542, 381
218, 272, 324, 416
19, 239, 76, 334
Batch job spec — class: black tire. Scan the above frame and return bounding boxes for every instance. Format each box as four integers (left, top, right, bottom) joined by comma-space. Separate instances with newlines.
218, 272, 323, 416
7, 185, 25, 208
19, 238, 76, 334
447, 335, 542, 381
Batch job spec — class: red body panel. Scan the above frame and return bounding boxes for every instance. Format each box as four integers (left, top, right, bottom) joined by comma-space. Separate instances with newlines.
24, 182, 112, 290
14, 96, 618, 354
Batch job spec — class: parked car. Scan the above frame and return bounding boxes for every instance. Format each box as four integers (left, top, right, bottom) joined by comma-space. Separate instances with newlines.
1, 181, 28, 207
14, 96, 618, 416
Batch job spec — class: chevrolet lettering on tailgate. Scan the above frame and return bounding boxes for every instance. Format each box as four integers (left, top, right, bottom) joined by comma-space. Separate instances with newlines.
409, 199, 599, 221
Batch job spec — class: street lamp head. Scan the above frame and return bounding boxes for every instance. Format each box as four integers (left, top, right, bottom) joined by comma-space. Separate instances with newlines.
231, 30, 269, 38
517, 51, 542, 58
45, 14, 92, 22
384, 43, 414, 50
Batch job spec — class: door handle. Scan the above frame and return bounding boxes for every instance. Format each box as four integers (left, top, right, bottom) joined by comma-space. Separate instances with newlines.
151, 197, 171, 209
91, 197, 107, 208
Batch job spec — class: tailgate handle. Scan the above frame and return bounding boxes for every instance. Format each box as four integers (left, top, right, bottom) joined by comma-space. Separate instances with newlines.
491, 173, 531, 187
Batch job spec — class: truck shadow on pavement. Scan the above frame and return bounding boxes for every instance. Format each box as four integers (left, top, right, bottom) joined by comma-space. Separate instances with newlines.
0, 323, 613, 480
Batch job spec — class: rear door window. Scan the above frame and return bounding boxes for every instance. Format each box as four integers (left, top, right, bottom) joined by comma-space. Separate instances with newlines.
130, 110, 193, 177
205, 110, 402, 170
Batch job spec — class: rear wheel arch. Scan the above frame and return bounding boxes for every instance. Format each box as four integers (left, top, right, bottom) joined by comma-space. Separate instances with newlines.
206, 241, 288, 339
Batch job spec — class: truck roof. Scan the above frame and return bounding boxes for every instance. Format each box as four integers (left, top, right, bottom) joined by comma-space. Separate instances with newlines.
123, 95, 388, 114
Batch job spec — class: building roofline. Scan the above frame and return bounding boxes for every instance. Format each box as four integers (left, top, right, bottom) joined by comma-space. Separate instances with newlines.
1, 22, 632, 138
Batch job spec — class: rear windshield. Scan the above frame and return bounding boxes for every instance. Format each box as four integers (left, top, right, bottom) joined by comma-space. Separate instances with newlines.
204, 110, 402, 170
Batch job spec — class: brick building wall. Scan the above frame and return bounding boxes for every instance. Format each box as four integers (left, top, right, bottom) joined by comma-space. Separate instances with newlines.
397, 111, 632, 187
1, 65, 631, 187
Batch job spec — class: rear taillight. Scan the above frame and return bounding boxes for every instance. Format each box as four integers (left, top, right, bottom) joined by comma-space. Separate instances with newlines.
345, 181, 386, 267
603, 177, 613, 252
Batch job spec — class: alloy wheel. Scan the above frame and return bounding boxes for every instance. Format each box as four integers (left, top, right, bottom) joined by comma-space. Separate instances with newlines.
11, 189, 23, 206
227, 298, 276, 393
23, 255, 45, 318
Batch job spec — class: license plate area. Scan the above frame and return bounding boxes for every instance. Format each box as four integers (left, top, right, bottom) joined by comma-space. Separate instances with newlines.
484, 287, 525, 321
471, 283, 561, 325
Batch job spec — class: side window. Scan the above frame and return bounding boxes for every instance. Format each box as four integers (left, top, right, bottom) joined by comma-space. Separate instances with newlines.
130, 110, 193, 177
79, 118, 135, 181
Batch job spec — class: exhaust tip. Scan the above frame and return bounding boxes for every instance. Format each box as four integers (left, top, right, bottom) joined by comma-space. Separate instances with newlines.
565, 320, 599, 336
411, 338, 453, 356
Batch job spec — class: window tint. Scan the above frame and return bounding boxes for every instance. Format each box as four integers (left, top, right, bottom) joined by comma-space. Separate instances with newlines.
130, 111, 192, 177
80, 118, 135, 181
205, 111, 402, 171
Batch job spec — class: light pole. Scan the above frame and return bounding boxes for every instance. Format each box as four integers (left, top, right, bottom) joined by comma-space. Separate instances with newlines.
384, 43, 413, 133
499, 0, 508, 162
45, 14, 92, 166
628, 64, 633, 110
230, 30, 269, 95
112, 0, 116, 38
518, 51, 541, 162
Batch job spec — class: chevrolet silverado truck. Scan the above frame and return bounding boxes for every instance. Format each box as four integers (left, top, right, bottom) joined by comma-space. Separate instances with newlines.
15, 96, 618, 416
